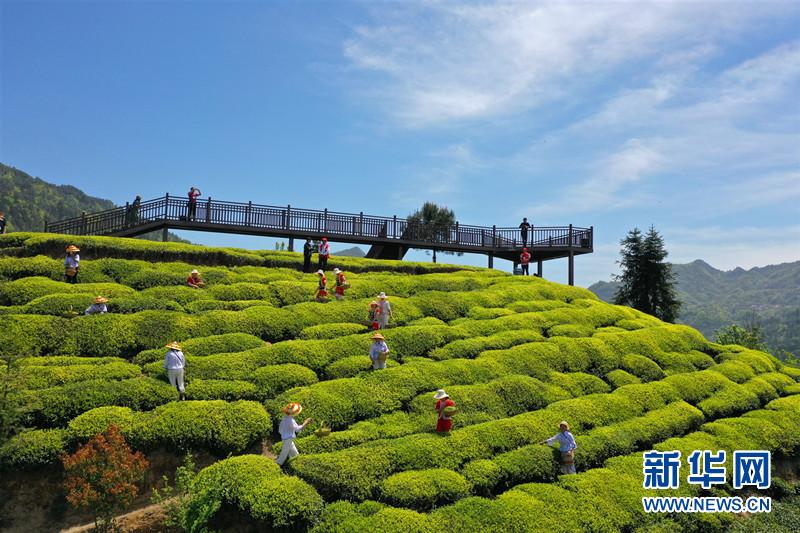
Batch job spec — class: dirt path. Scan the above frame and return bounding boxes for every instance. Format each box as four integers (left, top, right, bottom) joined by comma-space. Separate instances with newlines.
60, 501, 169, 533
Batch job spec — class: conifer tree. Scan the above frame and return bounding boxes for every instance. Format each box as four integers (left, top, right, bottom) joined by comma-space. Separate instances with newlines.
613, 226, 681, 322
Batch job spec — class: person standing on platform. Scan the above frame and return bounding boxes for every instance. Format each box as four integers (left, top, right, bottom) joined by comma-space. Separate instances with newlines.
318, 237, 330, 270
64, 245, 80, 284
519, 218, 531, 247
377, 292, 393, 329
520, 248, 531, 276
303, 239, 314, 273
0, 211, 7, 234
187, 187, 202, 221
434, 389, 455, 433
163, 341, 187, 401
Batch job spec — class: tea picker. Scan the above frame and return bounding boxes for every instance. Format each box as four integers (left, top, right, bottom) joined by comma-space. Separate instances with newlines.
369, 332, 389, 370
276, 402, 313, 466
163, 341, 187, 401
187, 269, 205, 289
377, 292, 393, 328
539, 421, 578, 474
315, 270, 329, 302
84, 296, 108, 315
333, 268, 349, 301
64, 245, 80, 284
434, 389, 456, 433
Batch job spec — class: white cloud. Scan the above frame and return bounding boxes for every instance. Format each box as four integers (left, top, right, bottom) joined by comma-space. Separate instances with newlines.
342, 2, 794, 127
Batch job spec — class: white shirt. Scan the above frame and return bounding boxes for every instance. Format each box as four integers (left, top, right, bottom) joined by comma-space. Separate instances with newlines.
546, 431, 577, 452
370, 341, 389, 361
279, 415, 305, 440
163, 349, 186, 370
65, 254, 80, 268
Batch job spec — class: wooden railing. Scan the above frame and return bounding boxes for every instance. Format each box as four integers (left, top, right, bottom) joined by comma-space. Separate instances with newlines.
45, 195, 593, 252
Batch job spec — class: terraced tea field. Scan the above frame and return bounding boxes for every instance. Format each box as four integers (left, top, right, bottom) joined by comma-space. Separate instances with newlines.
1, 233, 798, 532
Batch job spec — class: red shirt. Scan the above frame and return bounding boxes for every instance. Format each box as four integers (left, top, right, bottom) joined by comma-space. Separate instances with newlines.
188, 189, 201, 203
520, 252, 531, 265
436, 398, 455, 420
187, 275, 202, 286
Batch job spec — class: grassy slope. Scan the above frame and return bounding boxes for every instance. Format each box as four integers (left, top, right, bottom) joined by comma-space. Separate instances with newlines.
0, 233, 798, 532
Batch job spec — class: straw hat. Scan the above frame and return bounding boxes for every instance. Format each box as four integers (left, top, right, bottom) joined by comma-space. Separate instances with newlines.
378, 292, 388, 299
369, 300, 379, 307
317, 269, 324, 275
559, 421, 570, 430
190, 269, 199, 275
333, 268, 341, 274
165, 341, 182, 351
93, 296, 108, 304
282, 402, 303, 416
433, 389, 449, 400
66, 245, 80, 253
371, 333, 385, 341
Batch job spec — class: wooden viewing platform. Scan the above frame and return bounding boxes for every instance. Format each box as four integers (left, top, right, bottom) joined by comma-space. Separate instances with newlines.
44, 195, 593, 285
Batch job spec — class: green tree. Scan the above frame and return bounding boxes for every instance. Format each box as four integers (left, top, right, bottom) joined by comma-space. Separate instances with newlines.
407, 202, 462, 261
715, 323, 769, 352
151, 452, 197, 531
613, 226, 681, 322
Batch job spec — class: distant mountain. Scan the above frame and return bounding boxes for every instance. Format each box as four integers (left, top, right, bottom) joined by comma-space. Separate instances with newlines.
0, 163, 188, 243
335, 246, 366, 258
589, 259, 800, 356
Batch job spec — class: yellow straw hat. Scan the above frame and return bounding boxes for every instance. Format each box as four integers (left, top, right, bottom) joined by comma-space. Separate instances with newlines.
371, 333, 385, 341
559, 421, 570, 430
66, 245, 80, 252
165, 341, 182, 351
94, 296, 109, 303
282, 402, 303, 416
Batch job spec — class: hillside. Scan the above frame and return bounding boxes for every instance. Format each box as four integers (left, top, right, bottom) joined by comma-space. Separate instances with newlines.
590, 259, 800, 355
0, 233, 798, 532
0, 163, 188, 243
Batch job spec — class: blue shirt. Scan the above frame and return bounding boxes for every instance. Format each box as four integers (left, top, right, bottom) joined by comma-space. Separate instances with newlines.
370, 341, 389, 361
278, 415, 305, 441
546, 430, 577, 452
65, 254, 80, 268
163, 349, 186, 370
84, 303, 107, 315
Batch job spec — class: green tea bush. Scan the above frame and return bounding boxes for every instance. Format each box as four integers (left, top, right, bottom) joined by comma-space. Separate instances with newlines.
187, 379, 259, 401
184, 299, 269, 313
547, 324, 595, 338
252, 364, 319, 398
621, 354, 666, 382
18, 356, 126, 367
139, 285, 212, 306
133, 332, 267, 364
265, 280, 317, 306
465, 307, 514, 320
325, 355, 399, 379
20, 361, 141, 390
300, 322, 367, 340
183, 455, 324, 532
428, 330, 542, 361
0, 255, 63, 281
461, 459, 502, 495
69, 400, 271, 454
606, 369, 641, 387
0, 314, 70, 356
380, 469, 471, 510
27, 377, 177, 427
0, 277, 136, 305
407, 316, 447, 326
0, 428, 69, 469
207, 282, 271, 301
22, 293, 96, 315
107, 296, 185, 313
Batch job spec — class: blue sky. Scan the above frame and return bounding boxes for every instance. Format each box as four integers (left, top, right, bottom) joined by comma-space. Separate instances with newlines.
2, 1, 799, 286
